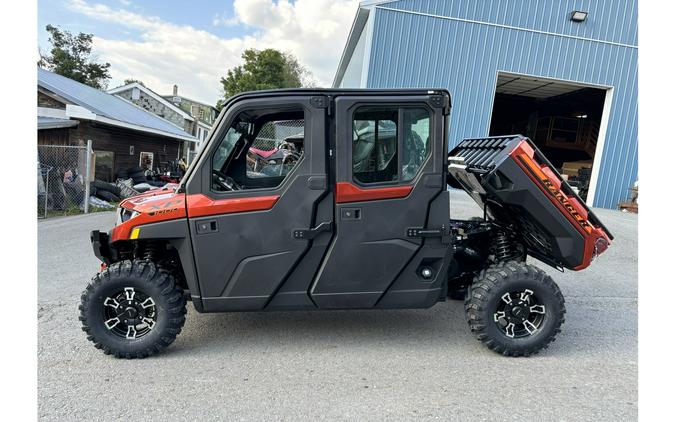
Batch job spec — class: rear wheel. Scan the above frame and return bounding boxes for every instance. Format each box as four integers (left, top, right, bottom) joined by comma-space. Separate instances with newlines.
465, 261, 565, 356
79, 260, 187, 359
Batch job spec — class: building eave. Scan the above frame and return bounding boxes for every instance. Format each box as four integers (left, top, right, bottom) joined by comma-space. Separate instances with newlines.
333, 7, 371, 88
65, 104, 198, 143
37, 117, 79, 130
196, 120, 212, 129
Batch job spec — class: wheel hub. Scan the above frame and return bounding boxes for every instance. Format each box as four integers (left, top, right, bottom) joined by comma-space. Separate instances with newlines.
505, 301, 531, 323
122, 307, 139, 319
103, 287, 157, 339
494, 289, 546, 338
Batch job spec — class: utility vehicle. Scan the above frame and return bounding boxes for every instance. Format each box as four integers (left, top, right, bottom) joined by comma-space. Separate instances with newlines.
80, 89, 612, 358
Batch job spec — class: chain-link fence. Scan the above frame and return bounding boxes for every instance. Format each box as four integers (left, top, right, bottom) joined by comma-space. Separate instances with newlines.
252, 119, 304, 151
37, 143, 93, 218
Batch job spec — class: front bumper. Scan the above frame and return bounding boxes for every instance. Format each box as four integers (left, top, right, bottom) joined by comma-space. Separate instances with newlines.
90, 230, 113, 264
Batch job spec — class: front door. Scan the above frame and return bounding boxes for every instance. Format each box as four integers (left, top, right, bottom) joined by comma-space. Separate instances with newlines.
310, 94, 448, 308
186, 96, 330, 312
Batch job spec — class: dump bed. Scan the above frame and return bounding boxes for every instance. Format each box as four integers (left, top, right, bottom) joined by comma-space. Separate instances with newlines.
447, 135, 612, 270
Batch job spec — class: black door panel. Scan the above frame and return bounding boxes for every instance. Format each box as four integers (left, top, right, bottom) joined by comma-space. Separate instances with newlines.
310, 95, 447, 309
187, 96, 330, 312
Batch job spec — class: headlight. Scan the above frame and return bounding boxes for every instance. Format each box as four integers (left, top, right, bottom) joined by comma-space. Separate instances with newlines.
116, 207, 140, 226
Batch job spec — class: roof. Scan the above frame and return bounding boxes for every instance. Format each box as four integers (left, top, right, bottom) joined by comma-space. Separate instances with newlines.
107, 82, 195, 122
38, 116, 79, 130
219, 88, 450, 111
333, 6, 371, 87
37, 68, 196, 142
162, 94, 217, 111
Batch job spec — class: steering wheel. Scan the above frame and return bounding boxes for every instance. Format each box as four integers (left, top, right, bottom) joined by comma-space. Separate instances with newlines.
212, 169, 241, 191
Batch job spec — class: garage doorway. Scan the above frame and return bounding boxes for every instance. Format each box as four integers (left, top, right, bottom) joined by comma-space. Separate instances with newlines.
488, 72, 612, 204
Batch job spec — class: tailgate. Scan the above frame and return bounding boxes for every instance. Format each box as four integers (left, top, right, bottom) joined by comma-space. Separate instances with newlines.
447, 135, 612, 270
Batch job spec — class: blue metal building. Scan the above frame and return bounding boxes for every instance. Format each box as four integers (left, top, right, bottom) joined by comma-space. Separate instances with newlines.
334, 0, 637, 208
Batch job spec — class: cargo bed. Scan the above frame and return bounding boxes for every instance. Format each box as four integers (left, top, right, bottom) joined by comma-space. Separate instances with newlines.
448, 135, 612, 270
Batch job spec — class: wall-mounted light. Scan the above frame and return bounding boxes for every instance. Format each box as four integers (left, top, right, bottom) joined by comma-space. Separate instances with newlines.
570, 11, 588, 22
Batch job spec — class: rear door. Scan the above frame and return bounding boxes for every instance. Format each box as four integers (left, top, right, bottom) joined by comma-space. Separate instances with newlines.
310, 93, 448, 308
185, 95, 331, 312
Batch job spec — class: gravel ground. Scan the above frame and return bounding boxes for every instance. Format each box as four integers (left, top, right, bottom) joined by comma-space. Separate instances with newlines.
38, 191, 637, 421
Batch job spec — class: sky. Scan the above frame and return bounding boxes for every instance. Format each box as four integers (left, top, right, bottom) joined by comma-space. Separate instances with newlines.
37, 0, 361, 105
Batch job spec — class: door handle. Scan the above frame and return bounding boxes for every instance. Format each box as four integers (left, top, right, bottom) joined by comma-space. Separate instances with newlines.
196, 220, 218, 234
340, 208, 361, 220
292, 221, 333, 240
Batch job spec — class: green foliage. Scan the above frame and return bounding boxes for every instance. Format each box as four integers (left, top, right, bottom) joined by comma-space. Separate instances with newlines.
215, 99, 225, 112
218, 49, 313, 102
123, 78, 145, 87
38, 24, 111, 89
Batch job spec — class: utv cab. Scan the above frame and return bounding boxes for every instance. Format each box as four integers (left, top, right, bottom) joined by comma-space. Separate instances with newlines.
81, 89, 612, 359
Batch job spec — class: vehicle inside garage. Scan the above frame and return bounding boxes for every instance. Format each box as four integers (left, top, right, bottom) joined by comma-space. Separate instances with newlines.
489, 73, 607, 201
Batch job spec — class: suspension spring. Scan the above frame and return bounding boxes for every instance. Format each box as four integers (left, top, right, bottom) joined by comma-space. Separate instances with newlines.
492, 231, 520, 262
142, 242, 161, 262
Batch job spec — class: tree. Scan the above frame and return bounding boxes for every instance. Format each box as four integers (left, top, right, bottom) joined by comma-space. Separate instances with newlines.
218, 48, 313, 104
123, 79, 145, 87
38, 25, 111, 89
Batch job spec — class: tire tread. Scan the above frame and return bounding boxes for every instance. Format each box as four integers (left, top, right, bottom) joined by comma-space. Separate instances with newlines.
464, 261, 566, 357
79, 260, 187, 359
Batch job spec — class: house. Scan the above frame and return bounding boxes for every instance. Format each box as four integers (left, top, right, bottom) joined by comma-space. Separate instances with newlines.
37, 67, 197, 182
164, 85, 218, 161
107, 82, 212, 161
334, 0, 637, 209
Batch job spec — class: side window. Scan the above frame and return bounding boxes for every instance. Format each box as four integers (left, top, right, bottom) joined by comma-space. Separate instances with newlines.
211, 108, 305, 192
352, 107, 398, 184
401, 108, 431, 181
247, 118, 304, 179
351, 106, 431, 185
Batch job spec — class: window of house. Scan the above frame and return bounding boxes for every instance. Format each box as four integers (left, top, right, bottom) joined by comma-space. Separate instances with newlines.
94, 151, 114, 182
352, 106, 430, 185
139, 152, 154, 171
211, 108, 305, 192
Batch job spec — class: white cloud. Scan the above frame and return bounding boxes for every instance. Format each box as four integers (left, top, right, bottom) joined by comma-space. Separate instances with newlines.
212, 12, 240, 27
66, 0, 359, 105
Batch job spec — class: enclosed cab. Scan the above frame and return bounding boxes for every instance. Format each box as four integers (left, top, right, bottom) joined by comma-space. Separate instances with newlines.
80, 89, 611, 359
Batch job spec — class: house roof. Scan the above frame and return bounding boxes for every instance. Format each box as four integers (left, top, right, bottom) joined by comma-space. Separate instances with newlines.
107, 82, 195, 122
37, 67, 196, 142
38, 116, 79, 130
162, 94, 217, 112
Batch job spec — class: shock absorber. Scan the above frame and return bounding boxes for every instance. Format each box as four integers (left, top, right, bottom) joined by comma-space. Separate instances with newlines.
492, 230, 521, 262
141, 242, 161, 262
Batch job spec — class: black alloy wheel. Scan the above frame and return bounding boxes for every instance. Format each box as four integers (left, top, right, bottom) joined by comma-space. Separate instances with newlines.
80, 260, 187, 359
465, 261, 566, 357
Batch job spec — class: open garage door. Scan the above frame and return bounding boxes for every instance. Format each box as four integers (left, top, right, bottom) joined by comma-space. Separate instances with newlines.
489, 72, 612, 204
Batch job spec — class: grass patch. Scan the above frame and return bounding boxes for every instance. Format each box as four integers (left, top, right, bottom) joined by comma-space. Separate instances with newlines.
38, 202, 119, 219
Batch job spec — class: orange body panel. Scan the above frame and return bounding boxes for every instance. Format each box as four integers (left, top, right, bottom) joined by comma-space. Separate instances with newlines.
509, 140, 611, 270
186, 194, 280, 218
335, 182, 413, 203
111, 188, 187, 242
110, 187, 281, 242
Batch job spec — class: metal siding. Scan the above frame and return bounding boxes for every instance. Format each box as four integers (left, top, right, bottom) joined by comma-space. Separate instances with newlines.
366, 1, 637, 209
385, 0, 637, 46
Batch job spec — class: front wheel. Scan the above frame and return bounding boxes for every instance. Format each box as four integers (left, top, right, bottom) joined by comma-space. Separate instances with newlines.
465, 261, 565, 357
79, 260, 187, 359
